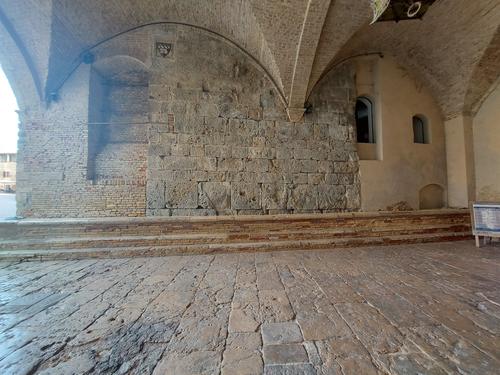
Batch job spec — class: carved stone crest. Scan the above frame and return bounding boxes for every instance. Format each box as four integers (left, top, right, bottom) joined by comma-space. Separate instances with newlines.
155, 42, 173, 58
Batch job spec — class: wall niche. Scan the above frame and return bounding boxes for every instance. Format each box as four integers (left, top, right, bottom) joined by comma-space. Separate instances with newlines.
87, 56, 150, 182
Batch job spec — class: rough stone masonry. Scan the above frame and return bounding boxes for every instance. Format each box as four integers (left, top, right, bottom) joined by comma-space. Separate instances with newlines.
17, 26, 360, 218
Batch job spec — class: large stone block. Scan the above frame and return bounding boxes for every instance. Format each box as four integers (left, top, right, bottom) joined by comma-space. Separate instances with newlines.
146, 180, 165, 209
329, 124, 348, 141
162, 156, 198, 171
200, 182, 231, 211
275, 146, 293, 160
293, 148, 312, 160
231, 183, 261, 210
318, 184, 346, 210
245, 159, 270, 173
248, 147, 275, 159
288, 185, 318, 210
262, 184, 288, 210
165, 181, 198, 208
334, 161, 358, 173
298, 160, 318, 173
205, 145, 232, 158
308, 173, 324, 185
258, 120, 276, 138
261, 322, 303, 345
294, 123, 314, 140
276, 121, 295, 141
346, 184, 361, 210
318, 160, 334, 173
263, 344, 308, 365
196, 157, 217, 172
232, 146, 249, 158
314, 123, 329, 139
218, 158, 244, 172
170, 208, 216, 216
325, 173, 354, 185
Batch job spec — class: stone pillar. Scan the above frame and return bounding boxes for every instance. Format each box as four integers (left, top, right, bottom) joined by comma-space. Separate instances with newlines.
444, 115, 475, 208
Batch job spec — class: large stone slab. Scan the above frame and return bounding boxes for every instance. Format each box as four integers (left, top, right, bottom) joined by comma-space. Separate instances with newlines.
263, 344, 308, 365
261, 322, 303, 345
199, 182, 230, 211
165, 181, 198, 208
231, 183, 261, 210
288, 185, 318, 210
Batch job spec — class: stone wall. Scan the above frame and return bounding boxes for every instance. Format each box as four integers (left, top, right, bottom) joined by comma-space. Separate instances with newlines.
17, 26, 360, 218
16, 66, 147, 218
145, 28, 359, 216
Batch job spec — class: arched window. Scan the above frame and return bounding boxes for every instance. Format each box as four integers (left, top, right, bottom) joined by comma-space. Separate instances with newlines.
413, 115, 429, 144
355, 97, 375, 143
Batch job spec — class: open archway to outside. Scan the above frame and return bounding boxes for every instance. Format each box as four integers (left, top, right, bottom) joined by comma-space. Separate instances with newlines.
0, 65, 19, 218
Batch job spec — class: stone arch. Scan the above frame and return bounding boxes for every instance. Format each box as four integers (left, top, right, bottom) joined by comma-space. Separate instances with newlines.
92, 55, 151, 86
48, 21, 288, 107
0, 11, 41, 114
463, 26, 500, 115
419, 184, 444, 210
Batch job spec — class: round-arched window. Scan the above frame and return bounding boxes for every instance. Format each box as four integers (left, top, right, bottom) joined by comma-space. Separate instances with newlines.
355, 97, 375, 144
413, 115, 430, 144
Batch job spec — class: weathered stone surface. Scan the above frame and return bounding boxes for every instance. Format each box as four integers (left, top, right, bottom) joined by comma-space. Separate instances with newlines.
226, 332, 262, 350
1, 241, 498, 374
261, 322, 303, 345
288, 185, 318, 210
263, 344, 309, 365
229, 308, 260, 333
146, 180, 165, 209
317, 184, 346, 210
259, 290, 295, 323
222, 348, 263, 375
165, 180, 198, 208
153, 351, 220, 375
297, 313, 345, 341
15, 29, 360, 219
200, 182, 230, 211
261, 184, 288, 210
264, 364, 317, 375
232, 183, 261, 210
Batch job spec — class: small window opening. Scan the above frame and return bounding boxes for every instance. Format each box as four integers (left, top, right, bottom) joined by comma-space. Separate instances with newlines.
413, 115, 429, 144
355, 97, 375, 143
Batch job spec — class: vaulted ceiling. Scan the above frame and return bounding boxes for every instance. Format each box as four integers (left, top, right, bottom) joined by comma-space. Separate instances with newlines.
0, 0, 499, 119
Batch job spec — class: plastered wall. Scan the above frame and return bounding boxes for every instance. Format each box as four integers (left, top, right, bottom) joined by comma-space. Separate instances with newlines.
473, 83, 500, 202
358, 57, 447, 211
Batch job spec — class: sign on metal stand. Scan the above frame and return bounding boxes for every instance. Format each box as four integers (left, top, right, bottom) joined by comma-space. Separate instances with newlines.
471, 203, 500, 247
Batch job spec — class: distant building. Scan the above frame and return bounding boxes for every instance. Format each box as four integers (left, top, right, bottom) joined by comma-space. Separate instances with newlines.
0, 153, 16, 192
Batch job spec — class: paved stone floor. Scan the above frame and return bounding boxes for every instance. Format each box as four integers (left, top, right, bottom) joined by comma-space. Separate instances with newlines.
0, 240, 499, 374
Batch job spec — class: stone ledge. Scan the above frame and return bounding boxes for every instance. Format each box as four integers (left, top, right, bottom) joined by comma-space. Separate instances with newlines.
5, 208, 470, 226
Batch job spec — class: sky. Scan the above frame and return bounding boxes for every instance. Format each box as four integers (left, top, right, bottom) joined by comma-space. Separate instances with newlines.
0, 65, 19, 153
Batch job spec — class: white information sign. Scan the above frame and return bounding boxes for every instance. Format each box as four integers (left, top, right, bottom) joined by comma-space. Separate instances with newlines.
471, 203, 500, 247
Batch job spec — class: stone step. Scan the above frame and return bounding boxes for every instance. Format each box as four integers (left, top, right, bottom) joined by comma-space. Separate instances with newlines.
0, 209, 470, 240
0, 223, 471, 251
0, 231, 472, 261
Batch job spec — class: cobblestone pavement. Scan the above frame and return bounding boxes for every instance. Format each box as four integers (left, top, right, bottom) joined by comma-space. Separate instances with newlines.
0, 240, 498, 374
